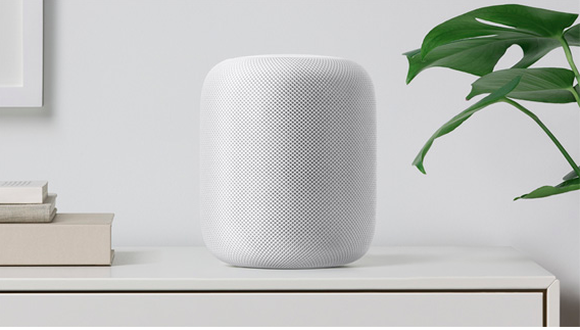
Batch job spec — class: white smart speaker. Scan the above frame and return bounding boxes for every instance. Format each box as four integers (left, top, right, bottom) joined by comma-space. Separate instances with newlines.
200, 55, 376, 269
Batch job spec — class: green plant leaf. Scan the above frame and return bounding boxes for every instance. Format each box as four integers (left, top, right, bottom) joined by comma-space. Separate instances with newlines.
405, 5, 579, 83
467, 68, 577, 103
421, 5, 578, 56
514, 178, 580, 200
563, 169, 579, 181
412, 77, 521, 174
564, 24, 580, 45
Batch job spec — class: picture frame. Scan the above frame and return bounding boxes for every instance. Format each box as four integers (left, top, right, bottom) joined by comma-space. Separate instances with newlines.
0, 0, 43, 107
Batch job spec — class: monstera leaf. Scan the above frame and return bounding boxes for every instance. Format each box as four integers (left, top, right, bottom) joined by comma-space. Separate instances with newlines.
566, 24, 580, 44
405, 4, 580, 200
515, 178, 580, 200
413, 77, 520, 174
563, 169, 579, 181
466, 68, 578, 103
405, 5, 579, 83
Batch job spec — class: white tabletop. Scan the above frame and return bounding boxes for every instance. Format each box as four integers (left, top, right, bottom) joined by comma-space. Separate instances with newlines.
0, 246, 555, 291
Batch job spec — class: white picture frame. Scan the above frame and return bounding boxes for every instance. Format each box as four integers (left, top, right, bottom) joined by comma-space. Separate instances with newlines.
0, 0, 43, 107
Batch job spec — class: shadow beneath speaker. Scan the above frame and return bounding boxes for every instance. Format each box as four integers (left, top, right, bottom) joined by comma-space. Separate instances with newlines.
348, 253, 439, 268
220, 253, 437, 270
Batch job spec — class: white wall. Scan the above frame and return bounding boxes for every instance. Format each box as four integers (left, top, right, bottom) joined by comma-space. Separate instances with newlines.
0, 0, 578, 324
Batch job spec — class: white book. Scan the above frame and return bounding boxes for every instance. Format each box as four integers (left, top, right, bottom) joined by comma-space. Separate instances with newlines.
0, 181, 48, 204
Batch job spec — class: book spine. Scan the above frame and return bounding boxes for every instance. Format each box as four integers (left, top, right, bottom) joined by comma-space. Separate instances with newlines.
42, 183, 48, 202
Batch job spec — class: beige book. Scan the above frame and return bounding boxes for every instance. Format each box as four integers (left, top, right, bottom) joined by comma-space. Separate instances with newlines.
0, 213, 114, 266
0, 194, 57, 223
0, 181, 48, 204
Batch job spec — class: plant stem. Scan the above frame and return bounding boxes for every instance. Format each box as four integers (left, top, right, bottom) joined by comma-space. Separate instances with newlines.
558, 36, 580, 84
505, 98, 580, 178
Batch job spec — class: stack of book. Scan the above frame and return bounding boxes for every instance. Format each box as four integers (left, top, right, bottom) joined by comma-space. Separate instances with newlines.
0, 181, 114, 266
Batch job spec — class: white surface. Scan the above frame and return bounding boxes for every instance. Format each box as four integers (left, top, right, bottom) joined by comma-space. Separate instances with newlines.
0, 246, 553, 326
0, 0, 43, 106
0, 246, 556, 291
0, 292, 543, 326
548, 280, 561, 327
0, 0, 577, 323
0, 0, 23, 87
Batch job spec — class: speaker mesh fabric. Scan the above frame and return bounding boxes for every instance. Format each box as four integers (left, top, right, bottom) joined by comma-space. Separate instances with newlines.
200, 55, 376, 269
